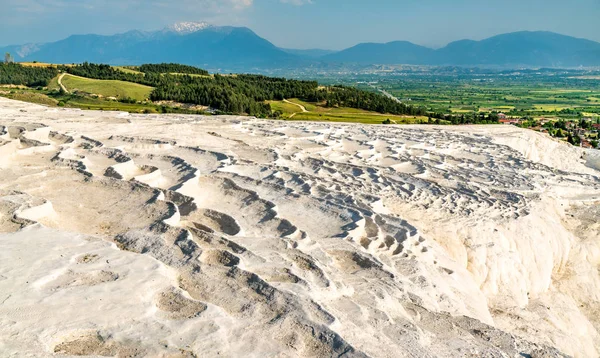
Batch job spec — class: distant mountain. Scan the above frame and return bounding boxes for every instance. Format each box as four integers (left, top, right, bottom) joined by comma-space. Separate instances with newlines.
281, 48, 336, 58
321, 31, 600, 67
322, 41, 435, 65
435, 31, 600, 67
1, 23, 301, 71
2, 27, 599, 69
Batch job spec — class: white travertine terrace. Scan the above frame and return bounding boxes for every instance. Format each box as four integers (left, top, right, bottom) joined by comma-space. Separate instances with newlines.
1, 97, 599, 357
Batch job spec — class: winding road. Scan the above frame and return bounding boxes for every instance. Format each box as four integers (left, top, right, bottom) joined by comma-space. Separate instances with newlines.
284, 99, 307, 118
58, 73, 69, 94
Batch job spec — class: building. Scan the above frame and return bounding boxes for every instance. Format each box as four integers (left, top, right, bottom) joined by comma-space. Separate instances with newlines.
539, 118, 551, 125
498, 113, 507, 119
4, 52, 14, 63
499, 118, 519, 125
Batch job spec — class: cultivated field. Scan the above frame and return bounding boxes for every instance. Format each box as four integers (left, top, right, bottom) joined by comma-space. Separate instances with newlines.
333, 69, 600, 120
385, 85, 600, 118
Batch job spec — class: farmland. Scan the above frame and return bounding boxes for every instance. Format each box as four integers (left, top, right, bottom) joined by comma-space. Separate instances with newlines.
332, 68, 600, 120
376, 83, 600, 119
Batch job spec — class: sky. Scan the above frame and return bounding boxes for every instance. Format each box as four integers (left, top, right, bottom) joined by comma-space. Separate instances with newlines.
1, 0, 599, 49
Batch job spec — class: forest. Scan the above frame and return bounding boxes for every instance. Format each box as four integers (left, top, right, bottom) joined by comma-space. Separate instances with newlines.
137, 63, 209, 75
0, 63, 58, 87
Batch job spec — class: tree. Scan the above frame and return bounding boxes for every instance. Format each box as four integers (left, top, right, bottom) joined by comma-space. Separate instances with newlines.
0, 62, 58, 87
580, 118, 591, 129
553, 129, 561, 137
567, 134, 581, 146
554, 120, 567, 130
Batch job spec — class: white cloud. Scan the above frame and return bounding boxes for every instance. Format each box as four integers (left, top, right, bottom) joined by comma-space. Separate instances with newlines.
0, 0, 257, 45
2, 0, 254, 14
280, 0, 313, 5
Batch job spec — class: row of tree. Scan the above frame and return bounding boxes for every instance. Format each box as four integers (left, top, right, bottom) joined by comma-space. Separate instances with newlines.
325, 86, 428, 116
0, 63, 58, 87
443, 111, 501, 125
137, 63, 209, 75
62, 63, 147, 83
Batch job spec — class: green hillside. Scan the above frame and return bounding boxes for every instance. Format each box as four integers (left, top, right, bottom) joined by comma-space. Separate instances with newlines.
61, 74, 153, 101
269, 99, 431, 124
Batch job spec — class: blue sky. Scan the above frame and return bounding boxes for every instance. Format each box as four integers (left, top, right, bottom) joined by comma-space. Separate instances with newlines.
1, 0, 599, 49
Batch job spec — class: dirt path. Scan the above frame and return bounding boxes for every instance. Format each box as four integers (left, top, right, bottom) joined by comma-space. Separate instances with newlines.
284, 99, 308, 118
58, 73, 69, 94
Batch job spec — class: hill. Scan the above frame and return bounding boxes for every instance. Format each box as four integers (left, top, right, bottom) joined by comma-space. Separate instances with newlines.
60, 74, 153, 101
322, 31, 600, 67
322, 41, 435, 65
436, 31, 600, 67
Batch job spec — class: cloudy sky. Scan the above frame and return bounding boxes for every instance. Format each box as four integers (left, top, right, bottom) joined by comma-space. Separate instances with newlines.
1, 0, 599, 49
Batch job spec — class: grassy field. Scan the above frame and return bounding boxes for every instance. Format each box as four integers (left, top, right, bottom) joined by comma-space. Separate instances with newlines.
267, 100, 303, 115
268, 99, 431, 124
533, 104, 570, 111
0, 87, 154, 111
0, 90, 58, 106
18, 62, 73, 68
171, 72, 213, 78
286, 99, 318, 111
0, 87, 213, 115
61, 74, 153, 101
66, 96, 156, 112
46, 75, 60, 91
114, 66, 143, 75
289, 112, 430, 124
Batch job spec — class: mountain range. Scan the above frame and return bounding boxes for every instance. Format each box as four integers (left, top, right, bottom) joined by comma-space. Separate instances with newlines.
2, 23, 600, 70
